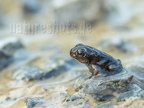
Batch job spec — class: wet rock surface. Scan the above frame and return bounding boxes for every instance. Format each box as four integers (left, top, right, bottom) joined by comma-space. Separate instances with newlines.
75, 70, 135, 101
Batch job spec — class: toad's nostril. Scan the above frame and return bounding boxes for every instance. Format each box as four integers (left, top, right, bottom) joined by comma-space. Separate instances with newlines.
70, 53, 76, 58
70, 48, 77, 58
70, 52, 76, 58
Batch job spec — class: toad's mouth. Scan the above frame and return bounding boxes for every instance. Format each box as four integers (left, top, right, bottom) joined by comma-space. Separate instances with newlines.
77, 58, 89, 64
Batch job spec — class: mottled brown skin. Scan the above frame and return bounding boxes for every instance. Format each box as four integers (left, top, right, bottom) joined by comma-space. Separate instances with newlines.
70, 44, 123, 78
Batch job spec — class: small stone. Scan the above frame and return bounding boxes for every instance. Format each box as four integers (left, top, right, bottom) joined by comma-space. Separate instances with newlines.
94, 94, 115, 101
5, 97, 10, 101
66, 95, 80, 102
25, 98, 44, 108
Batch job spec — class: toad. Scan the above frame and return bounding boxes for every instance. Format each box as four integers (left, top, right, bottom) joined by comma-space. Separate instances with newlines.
70, 44, 123, 78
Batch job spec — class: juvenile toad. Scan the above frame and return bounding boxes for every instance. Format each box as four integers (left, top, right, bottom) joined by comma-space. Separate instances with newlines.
70, 44, 123, 78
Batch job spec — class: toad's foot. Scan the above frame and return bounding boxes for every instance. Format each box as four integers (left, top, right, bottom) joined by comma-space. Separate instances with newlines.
89, 71, 99, 79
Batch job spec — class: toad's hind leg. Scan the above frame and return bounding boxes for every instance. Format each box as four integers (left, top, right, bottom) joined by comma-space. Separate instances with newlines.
108, 64, 117, 72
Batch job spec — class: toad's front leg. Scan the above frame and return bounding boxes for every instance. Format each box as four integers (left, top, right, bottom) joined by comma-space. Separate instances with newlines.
88, 65, 99, 79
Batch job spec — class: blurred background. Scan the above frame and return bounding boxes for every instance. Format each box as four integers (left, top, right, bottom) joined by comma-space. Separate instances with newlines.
0, 0, 144, 107
0, 0, 144, 49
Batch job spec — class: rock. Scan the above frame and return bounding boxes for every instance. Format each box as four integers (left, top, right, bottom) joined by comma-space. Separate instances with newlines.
0, 38, 24, 71
51, 0, 144, 26
21, 0, 42, 15
126, 56, 144, 89
96, 104, 114, 108
12, 66, 43, 81
0, 38, 24, 57
52, 0, 103, 24
117, 84, 141, 101
126, 56, 144, 80
0, 8, 5, 27
102, 0, 144, 26
5, 97, 11, 101
98, 38, 138, 53
42, 59, 81, 79
136, 90, 144, 98
66, 94, 81, 102
0, 51, 12, 70
76, 70, 133, 101
12, 58, 81, 81
25, 97, 44, 108
42, 65, 67, 79
102, 0, 135, 26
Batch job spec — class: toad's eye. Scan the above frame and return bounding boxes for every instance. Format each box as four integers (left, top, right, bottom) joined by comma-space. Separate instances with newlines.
77, 49, 86, 57
90, 51, 98, 56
